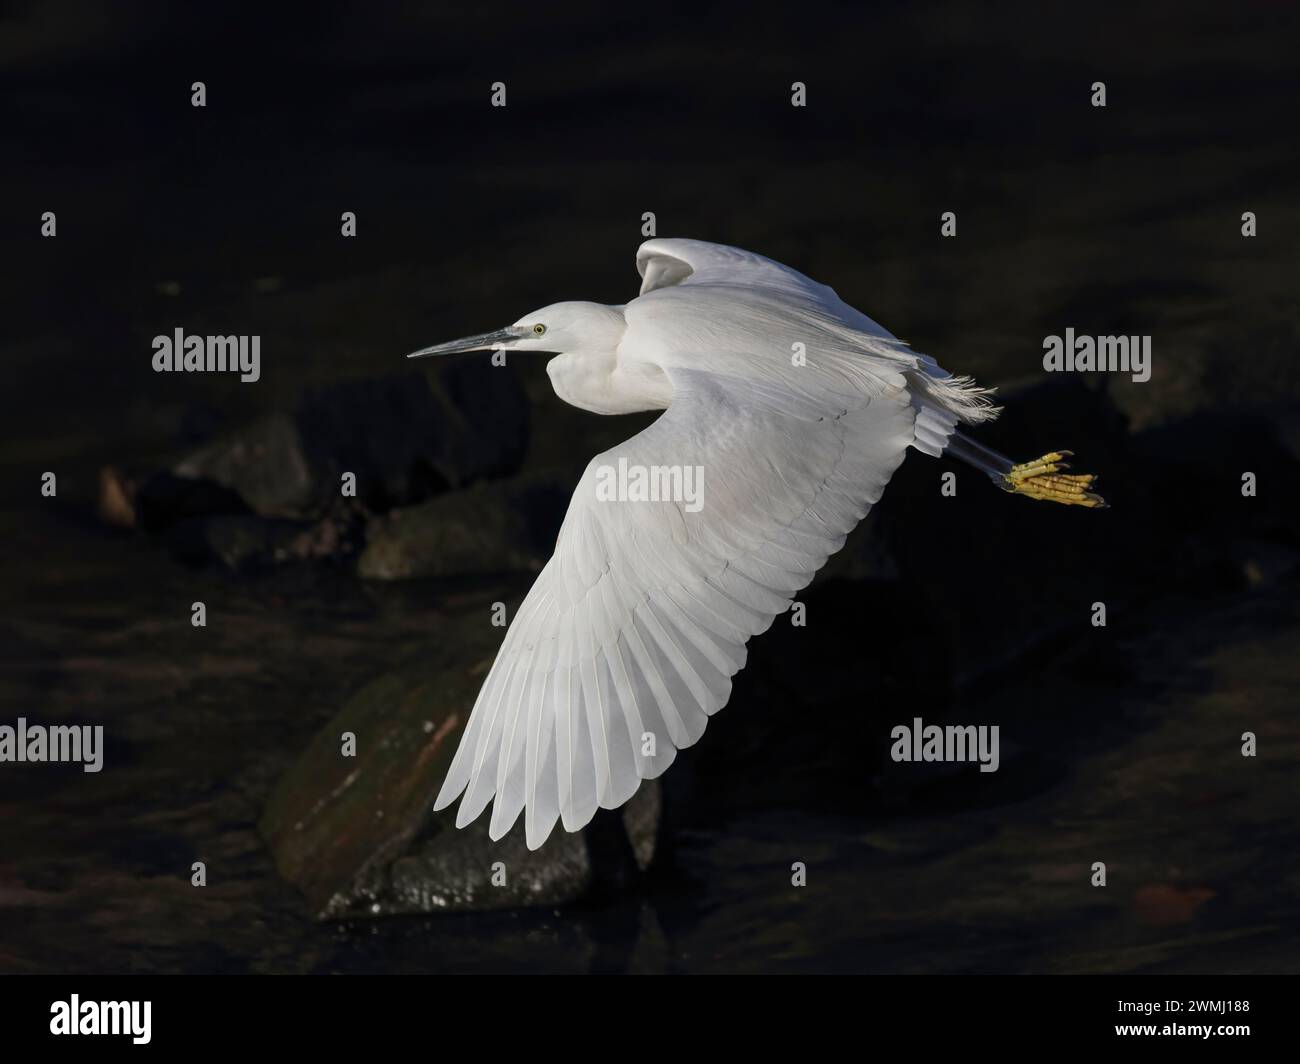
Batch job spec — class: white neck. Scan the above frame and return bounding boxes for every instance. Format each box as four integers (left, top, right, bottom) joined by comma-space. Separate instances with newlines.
544, 304, 672, 415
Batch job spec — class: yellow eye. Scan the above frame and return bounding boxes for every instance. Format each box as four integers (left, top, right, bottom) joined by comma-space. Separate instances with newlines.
532, 324, 546, 336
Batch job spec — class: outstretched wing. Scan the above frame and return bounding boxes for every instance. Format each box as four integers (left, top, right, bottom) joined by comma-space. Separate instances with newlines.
635, 237, 996, 456
434, 364, 919, 849
636, 237, 898, 340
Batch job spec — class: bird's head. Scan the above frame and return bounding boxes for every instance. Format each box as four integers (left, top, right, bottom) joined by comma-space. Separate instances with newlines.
406, 301, 625, 361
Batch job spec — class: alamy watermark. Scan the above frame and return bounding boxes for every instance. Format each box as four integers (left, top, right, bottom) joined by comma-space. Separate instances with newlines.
594, 458, 704, 513
0, 717, 104, 772
50, 996, 150, 1044
1043, 328, 1151, 383
152, 328, 260, 382
890, 716, 1000, 773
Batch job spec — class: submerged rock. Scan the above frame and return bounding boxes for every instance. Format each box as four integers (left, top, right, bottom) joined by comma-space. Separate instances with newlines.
260, 620, 660, 918
357, 475, 569, 581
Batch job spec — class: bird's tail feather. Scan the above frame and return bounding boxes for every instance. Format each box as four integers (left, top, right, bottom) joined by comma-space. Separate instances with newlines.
907, 370, 1001, 425
823, 319, 1001, 425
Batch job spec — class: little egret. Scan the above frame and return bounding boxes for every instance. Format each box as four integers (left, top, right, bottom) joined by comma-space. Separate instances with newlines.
408, 238, 1103, 849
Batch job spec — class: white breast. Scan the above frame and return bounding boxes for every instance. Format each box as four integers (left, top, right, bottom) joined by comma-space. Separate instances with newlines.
546, 350, 672, 415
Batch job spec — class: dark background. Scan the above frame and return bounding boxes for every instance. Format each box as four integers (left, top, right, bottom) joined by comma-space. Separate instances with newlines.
1, 1, 1297, 973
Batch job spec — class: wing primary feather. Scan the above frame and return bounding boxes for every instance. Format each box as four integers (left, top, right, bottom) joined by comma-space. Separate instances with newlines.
435, 323, 929, 841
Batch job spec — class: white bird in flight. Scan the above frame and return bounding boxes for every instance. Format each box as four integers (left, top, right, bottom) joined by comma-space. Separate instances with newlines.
408, 238, 1103, 850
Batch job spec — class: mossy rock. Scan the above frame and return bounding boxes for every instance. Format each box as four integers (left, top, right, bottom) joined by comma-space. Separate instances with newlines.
260, 619, 659, 918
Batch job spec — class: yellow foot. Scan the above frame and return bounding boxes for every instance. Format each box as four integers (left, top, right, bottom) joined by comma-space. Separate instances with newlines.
1004, 451, 1106, 508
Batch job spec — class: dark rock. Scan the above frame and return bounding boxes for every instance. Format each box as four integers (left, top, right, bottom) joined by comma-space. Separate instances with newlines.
133, 470, 250, 532
372, 786, 658, 915
175, 366, 528, 519
357, 475, 569, 581
280, 498, 371, 564
166, 513, 310, 570
163, 499, 370, 571
174, 412, 316, 518
122, 364, 530, 569
260, 622, 661, 919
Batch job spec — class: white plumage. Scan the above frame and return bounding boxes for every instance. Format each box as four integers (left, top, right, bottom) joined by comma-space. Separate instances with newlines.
420, 239, 999, 849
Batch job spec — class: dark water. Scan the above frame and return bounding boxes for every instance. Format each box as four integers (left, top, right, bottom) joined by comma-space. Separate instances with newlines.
2, 3, 1299, 973
3, 478, 1298, 973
